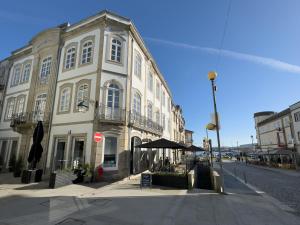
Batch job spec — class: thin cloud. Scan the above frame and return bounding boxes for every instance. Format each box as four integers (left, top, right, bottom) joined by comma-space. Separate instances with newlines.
0, 10, 54, 25
145, 37, 300, 74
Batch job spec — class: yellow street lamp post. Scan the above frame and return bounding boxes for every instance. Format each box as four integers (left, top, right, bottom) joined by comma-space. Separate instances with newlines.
208, 71, 225, 193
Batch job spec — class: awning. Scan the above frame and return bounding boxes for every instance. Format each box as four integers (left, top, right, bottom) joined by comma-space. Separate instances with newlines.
135, 138, 187, 149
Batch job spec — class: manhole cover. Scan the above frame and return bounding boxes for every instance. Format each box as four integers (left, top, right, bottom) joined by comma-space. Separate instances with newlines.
56, 218, 85, 225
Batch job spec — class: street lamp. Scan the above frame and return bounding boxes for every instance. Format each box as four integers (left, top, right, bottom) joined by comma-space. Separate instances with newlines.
208, 71, 224, 193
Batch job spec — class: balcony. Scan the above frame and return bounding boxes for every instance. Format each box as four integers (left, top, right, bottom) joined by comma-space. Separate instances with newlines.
129, 112, 163, 136
97, 104, 126, 125
10, 111, 50, 131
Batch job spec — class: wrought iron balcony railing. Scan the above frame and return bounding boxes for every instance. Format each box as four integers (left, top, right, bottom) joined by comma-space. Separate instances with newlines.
129, 111, 163, 135
97, 104, 126, 124
10, 111, 50, 128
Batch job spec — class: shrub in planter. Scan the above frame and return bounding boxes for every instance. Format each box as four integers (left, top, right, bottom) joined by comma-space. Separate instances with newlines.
9, 154, 16, 172
152, 172, 188, 189
14, 157, 24, 177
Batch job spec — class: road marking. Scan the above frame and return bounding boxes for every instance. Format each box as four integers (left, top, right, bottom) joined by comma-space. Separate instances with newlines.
223, 167, 296, 213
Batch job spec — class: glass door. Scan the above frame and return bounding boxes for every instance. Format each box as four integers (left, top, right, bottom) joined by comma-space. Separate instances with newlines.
106, 84, 120, 120
72, 138, 85, 169
54, 139, 66, 170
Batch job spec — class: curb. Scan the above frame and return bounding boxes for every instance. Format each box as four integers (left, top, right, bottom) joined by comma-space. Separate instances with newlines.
223, 167, 296, 213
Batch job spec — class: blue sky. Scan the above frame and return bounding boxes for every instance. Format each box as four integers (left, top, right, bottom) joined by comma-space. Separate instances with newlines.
1, 0, 300, 147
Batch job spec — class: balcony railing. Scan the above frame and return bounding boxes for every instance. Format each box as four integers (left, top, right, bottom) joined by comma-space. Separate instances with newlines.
97, 104, 126, 124
129, 112, 163, 135
10, 111, 50, 128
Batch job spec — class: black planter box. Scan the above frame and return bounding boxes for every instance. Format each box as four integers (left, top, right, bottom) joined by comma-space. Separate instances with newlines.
152, 173, 188, 189
34, 169, 43, 182
49, 172, 56, 189
14, 170, 22, 177
21, 170, 32, 184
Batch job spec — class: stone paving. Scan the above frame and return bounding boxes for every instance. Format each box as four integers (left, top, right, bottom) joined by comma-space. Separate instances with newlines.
222, 160, 300, 215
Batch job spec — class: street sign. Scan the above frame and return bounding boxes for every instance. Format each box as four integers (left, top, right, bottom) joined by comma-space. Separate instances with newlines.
140, 173, 152, 188
94, 132, 104, 143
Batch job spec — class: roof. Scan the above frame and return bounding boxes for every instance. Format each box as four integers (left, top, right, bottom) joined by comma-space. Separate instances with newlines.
253, 111, 275, 117
257, 108, 290, 127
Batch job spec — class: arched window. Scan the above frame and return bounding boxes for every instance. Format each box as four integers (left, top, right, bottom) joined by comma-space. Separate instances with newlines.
147, 102, 153, 120
65, 46, 76, 69
76, 83, 89, 111
107, 84, 120, 108
111, 38, 122, 62
59, 87, 71, 112
81, 41, 93, 64
134, 52, 142, 78
133, 92, 141, 116
147, 72, 153, 91
21, 64, 31, 83
16, 96, 25, 114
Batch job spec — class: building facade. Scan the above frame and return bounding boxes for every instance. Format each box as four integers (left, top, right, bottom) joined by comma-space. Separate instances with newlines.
0, 11, 186, 179
254, 105, 298, 154
289, 101, 300, 153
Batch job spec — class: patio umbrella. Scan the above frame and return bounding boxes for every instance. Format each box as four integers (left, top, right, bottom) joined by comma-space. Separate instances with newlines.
135, 138, 187, 166
185, 145, 205, 152
28, 121, 44, 169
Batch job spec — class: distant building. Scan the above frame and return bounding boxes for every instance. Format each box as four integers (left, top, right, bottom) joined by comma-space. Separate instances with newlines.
184, 129, 193, 147
290, 101, 300, 153
254, 104, 298, 154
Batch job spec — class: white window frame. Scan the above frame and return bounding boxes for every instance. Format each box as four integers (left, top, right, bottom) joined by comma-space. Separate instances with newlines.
134, 52, 142, 79
15, 96, 25, 114
65, 46, 76, 69
162, 91, 165, 106
81, 41, 93, 64
147, 102, 153, 120
133, 92, 141, 116
21, 63, 31, 83
148, 72, 153, 91
5, 98, 15, 120
110, 38, 122, 63
59, 87, 71, 112
76, 83, 89, 112
11, 66, 21, 87
156, 80, 160, 100
40, 56, 52, 83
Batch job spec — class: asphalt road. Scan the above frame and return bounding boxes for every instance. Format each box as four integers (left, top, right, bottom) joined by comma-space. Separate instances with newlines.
222, 160, 300, 215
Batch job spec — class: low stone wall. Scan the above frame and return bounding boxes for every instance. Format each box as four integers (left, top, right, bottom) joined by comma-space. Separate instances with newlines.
187, 170, 195, 189
210, 169, 223, 193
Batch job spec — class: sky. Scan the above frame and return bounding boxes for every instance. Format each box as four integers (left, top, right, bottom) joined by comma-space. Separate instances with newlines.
1, 0, 300, 147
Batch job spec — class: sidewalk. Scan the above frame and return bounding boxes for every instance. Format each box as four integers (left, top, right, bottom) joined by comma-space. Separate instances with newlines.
0, 171, 300, 225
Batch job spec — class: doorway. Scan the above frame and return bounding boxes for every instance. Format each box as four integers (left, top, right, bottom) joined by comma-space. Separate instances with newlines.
54, 139, 66, 170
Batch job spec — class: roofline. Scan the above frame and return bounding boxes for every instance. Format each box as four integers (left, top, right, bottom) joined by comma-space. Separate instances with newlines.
253, 111, 275, 117
257, 108, 290, 126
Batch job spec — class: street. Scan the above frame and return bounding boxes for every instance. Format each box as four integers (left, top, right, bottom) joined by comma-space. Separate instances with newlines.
1, 171, 300, 225
222, 160, 300, 215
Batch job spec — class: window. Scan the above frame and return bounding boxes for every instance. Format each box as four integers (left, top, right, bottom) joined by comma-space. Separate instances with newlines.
111, 38, 122, 62
147, 102, 153, 120
76, 83, 89, 111
81, 41, 93, 64
11, 66, 21, 86
5, 98, 15, 119
21, 64, 31, 83
156, 80, 160, 99
40, 57, 52, 82
65, 46, 76, 69
294, 111, 300, 122
107, 84, 120, 108
148, 72, 153, 91
103, 136, 117, 168
134, 52, 142, 78
15, 96, 25, 114
156, 111, 160, 125
162, 91, 165, 106
162, 113, 165, 129
34, 94, 47, 121
133, 92, 141, 115
59, 87, 71, 112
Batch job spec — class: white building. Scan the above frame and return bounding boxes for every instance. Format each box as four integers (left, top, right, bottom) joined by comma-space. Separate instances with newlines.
0, 11, 186, 179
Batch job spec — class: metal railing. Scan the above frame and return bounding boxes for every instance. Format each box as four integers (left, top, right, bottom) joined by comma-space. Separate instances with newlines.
10, 111, 50, 127
129, 111, 163, 135
97, 104, 126, 124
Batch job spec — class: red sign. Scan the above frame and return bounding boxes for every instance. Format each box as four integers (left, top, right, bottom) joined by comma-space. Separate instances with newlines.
94, 132, 104, 143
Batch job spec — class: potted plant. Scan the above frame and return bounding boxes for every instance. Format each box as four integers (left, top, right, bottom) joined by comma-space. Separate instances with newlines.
14, 157, 24, 177
83, 163, 93, 183
9, 154, 16, 172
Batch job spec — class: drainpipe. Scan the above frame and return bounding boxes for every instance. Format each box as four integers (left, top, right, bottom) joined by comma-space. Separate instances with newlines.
44, 34, 64, 174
